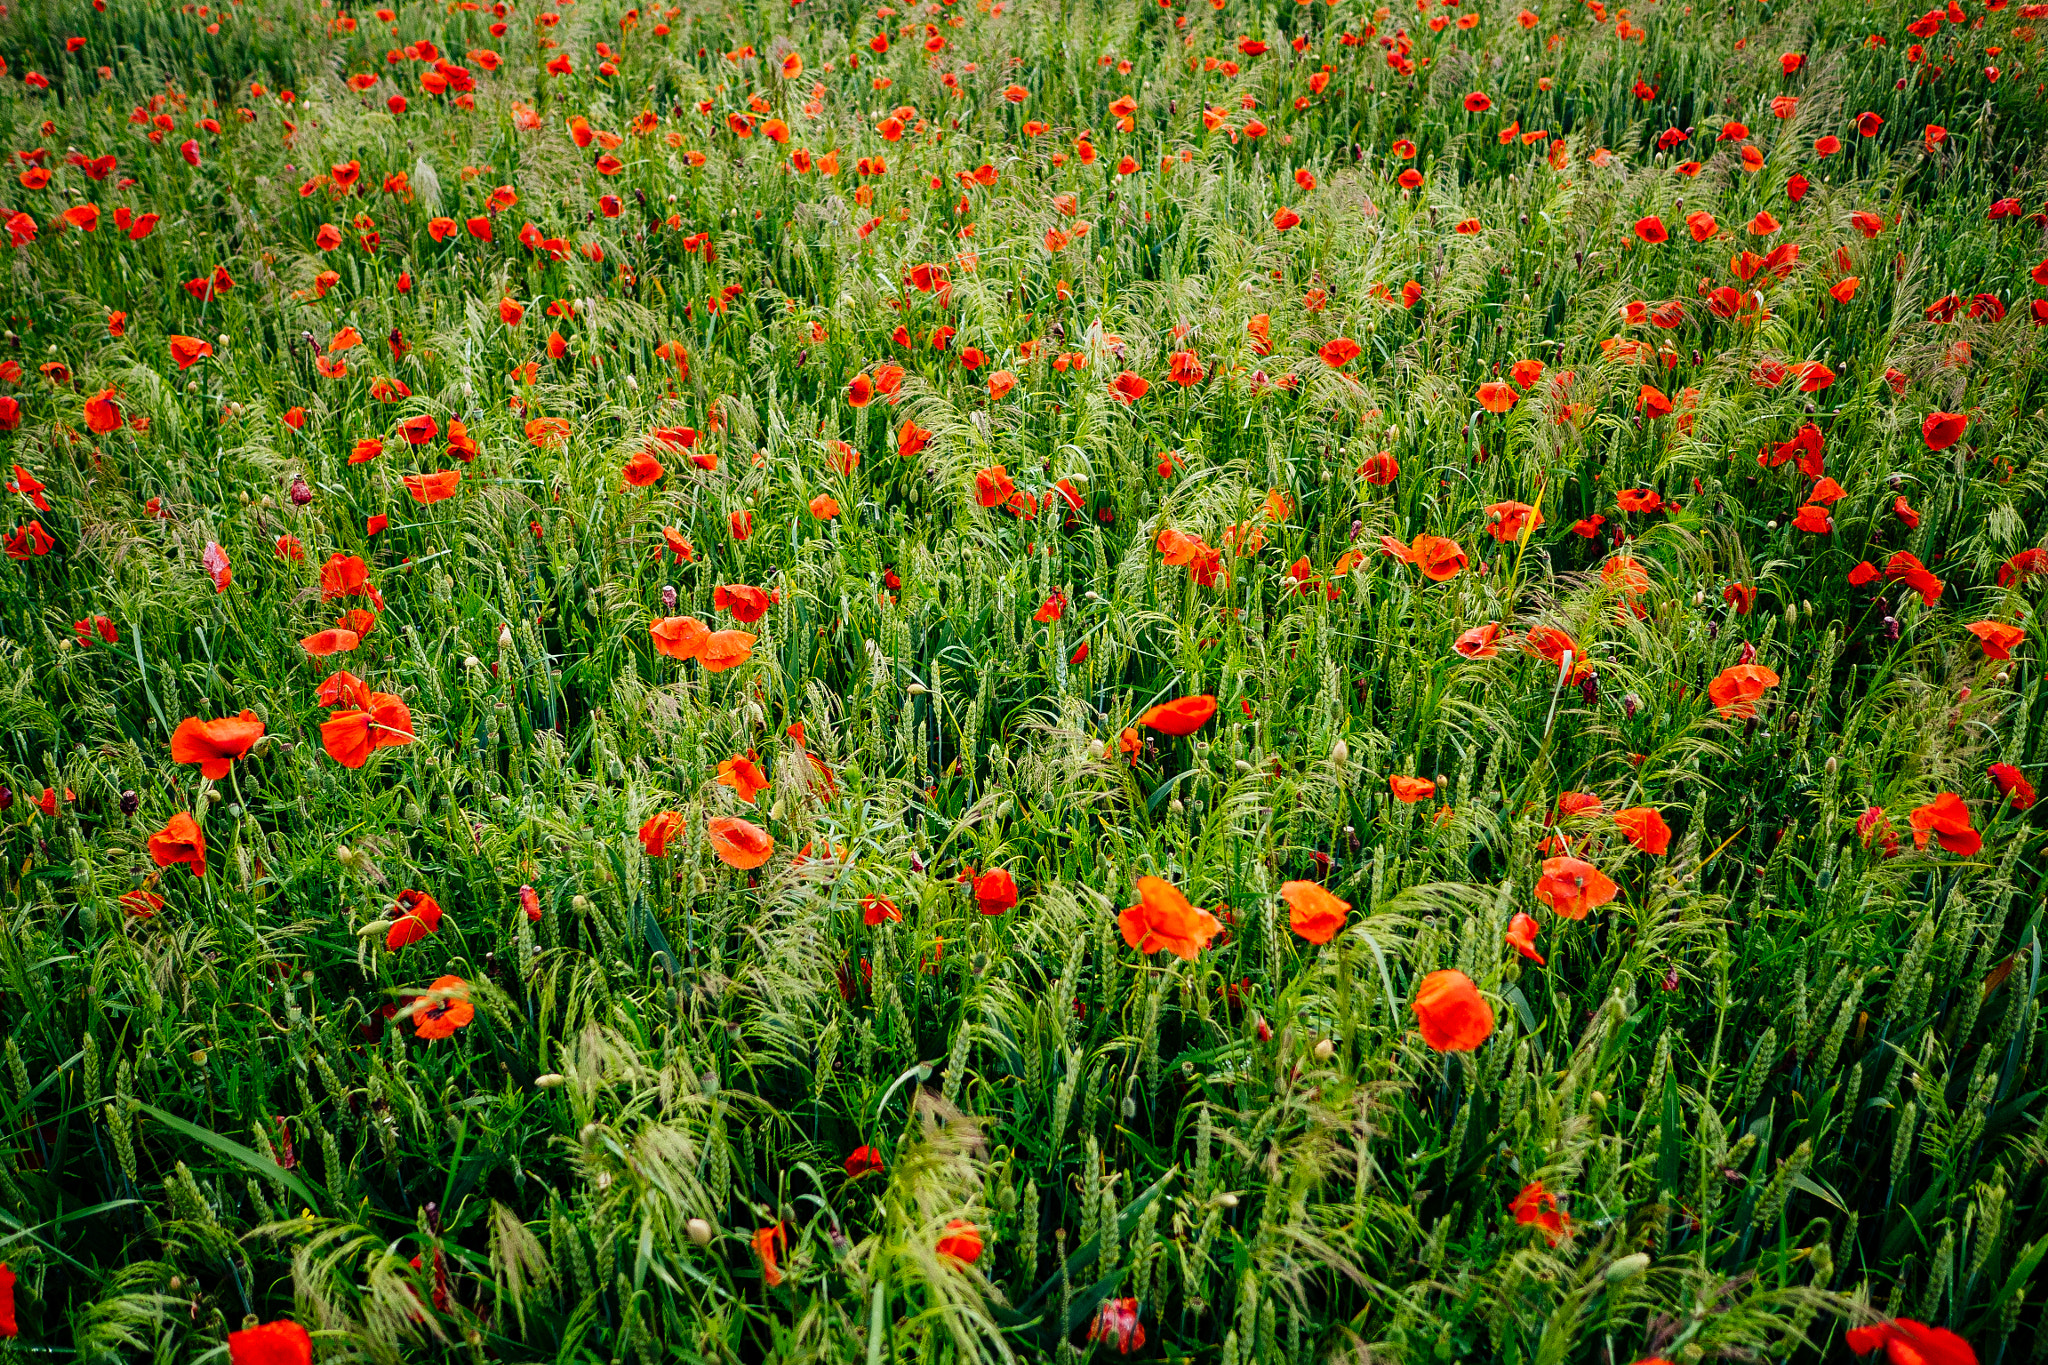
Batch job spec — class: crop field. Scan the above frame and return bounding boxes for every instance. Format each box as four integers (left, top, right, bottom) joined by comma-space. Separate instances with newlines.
0, 0, 2046, 1361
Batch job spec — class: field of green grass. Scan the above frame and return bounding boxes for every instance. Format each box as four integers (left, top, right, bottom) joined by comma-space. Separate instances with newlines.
0, 0, 2046, 1360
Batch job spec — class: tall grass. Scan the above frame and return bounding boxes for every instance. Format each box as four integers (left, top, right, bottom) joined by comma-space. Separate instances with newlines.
0, 0, 2044, 1360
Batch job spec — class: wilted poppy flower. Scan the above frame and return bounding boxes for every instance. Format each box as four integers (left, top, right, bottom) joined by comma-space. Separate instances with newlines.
1118, 876, 1223, 960
935, 1219, 983, 1264
414, 975, 474, 1039
845, 1145, 885, 1177
1989, 763, 2036, 811
650, 615, 709, 662
170, 710, 265, 778
1535, 855, 1618, 920
1615, 807, 1672, 854
1966, 621, 2024, 659
1137, 695, 1217, 735
227, 1319, 312, 1365
1844, 1318, 1975, 1365
1504, 912, 1544, 964
384, 888, 444, 949
1922, 411, 1969, 450
1411, 969, 1493, 1051
1280, 880, 1350, 944
961, 867, 1016, 916
708, 815, 775, 868
809, 494, 840, 519
146, 811, 208, 877
1707, 663, 1780, 719
639, 810, 685, 857
1909, 792, 1980, 855
1510, 1181, 1571, 1245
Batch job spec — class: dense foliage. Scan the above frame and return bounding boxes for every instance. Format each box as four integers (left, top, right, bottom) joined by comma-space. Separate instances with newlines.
1, 0, 2046, 1360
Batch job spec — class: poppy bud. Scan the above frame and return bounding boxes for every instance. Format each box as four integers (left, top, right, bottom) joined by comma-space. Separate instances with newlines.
661, 585, 677, 610
686, 1217, 714, 1245
120, 789, 139, 814
534, 1073, 565, 1088
498, 624, 514, 649
1313, 1038, 1336, 1060
0, 785, 12, 811
1330, 738, 1349, 768
289, 475, 313, 505
572, 895, 591, 913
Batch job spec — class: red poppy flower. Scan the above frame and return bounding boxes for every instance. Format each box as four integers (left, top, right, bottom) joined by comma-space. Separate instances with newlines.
1137, 695, 1217, 735
1510, 1181, 1571, 1245
227, 1319, 312, 1365
1922, 411, 1969, 450
1454, 623, 1505, 658
975, 465, 1016, 507
320, 692, 415, 768
1708, 663, 1780, 718
1990, 763, 2036, 811
708, 815, 775, 869
1504, 912, 1544, 964
1118, 876, 1223, 960
1614, 807, 1672, 854
414, 976, 474, 1039
861, 895, 901, 926
1389, 774, 1436, 803
1280, 880, 1350, 944
1632, 215, 1668, 244
699, 630, 756, 672
1484, 500, 1544, 542
402, 470, 461, 504
1909, 792, 1980, 856
170, 710, 266, 778
714, 584, 781, 624
1411, 969, 1493, 1051
636, 810, 685, 858
974, 868, 1019, 915
1535, 855, 1618, 920
1475, 381, 1518, 413
649, 615, 709, 662
1844, 1318, 1975, 1365
148, 812, 208, 877
384, 888, 444, 949
936, 1219, 983, 1263
845, 1145, 886, 1177
1109, 371, 1150, 403
1087, 1298, 1145, 1355
1966, 620, 2024, 659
